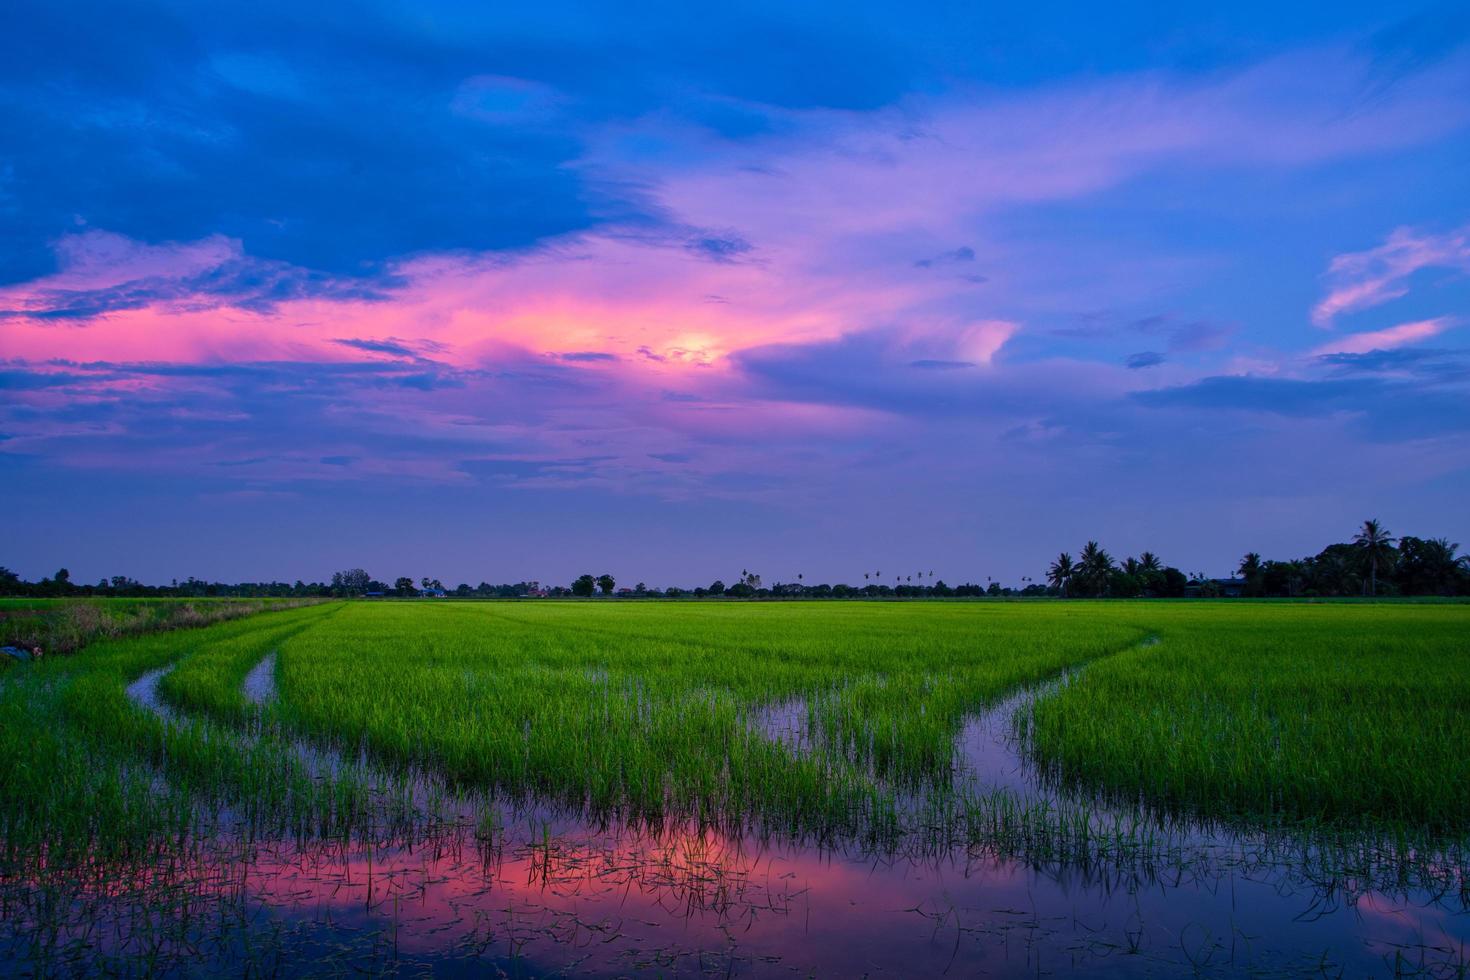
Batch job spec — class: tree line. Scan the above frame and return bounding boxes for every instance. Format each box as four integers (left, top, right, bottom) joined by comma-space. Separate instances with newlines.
3, 520, 1465, 600
1046, 520, 1468, 598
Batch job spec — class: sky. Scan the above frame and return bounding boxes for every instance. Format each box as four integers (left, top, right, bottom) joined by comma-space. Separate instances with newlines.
3, 1, 1469, 588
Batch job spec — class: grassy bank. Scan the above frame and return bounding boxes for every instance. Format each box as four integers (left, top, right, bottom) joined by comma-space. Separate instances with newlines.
0, 596, 327, 659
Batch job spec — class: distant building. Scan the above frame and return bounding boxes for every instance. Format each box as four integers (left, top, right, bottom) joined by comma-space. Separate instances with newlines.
1213, 577, 1247, 597
1183, 577, 1247, 598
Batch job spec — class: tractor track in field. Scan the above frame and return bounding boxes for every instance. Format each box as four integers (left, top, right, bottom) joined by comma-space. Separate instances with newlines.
746, 632, 1163, 813
242, 651, 276, 706
123, 651, 479, 824
131, 634, 1165, 831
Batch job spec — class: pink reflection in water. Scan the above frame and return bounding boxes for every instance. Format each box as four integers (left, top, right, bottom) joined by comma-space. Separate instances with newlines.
212, 817, 1469, 977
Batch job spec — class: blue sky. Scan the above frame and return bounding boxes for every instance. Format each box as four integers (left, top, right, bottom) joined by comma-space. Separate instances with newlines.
2, 1, 1468, 586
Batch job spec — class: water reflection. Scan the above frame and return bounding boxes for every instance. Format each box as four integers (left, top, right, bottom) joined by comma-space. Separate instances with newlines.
7, 809, 1464, 977
265, 821, 1467, 976
9, 656, 1465, 976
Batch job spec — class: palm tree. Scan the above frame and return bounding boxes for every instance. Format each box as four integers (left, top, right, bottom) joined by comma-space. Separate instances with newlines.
1078, 540, 1111, 569
1047, 553, 1075, 597
1238, 552, 1263, 597
1353, 519, 1395, 596
1123, 557, 1141, 578
1452, 541, 1470, 572
1138, 551, 1161, 573
1399, 537, 1463, 595
1077, 541, 1114, 597
1281, 559, 1306, 598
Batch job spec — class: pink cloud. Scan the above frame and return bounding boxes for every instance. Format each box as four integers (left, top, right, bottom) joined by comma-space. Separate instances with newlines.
5, 45, 1462, 380
1312, 225, 1470, 327
4, 43, 1468, 499
1310, 317, 1457, 355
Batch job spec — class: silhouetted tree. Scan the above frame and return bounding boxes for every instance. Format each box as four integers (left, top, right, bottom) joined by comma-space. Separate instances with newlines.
572, 574, 597, 597
1397, 537, 1465, 596
1238, 552, 1263, 597
1047, 553, 1075, 597
1353, 519, 1395, 597
1074, 541, 1114, 597
331, 568, 371, 596
1311, 544, 1362, 596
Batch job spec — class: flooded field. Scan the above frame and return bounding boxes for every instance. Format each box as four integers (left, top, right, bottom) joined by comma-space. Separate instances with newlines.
16, 810, 1465, 977
2, 600, 1468, 976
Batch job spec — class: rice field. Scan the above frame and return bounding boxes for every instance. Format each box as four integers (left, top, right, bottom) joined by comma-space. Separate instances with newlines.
2, 599, 1467, 976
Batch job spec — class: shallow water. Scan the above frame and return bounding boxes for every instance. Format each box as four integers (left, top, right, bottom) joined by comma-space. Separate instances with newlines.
259, 828, 1465, 976
123, 664, 179, 722
23, 655, 1470, 976
242, 651, 276, 706
15, 809, 1464, 977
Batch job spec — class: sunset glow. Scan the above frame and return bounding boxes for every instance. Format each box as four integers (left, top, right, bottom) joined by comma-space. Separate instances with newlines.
3, 2, 1468, 584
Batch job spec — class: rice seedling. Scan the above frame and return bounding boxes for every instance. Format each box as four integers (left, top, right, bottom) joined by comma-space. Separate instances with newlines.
1023, 603, 1470, 831
1, 598, 1466, 975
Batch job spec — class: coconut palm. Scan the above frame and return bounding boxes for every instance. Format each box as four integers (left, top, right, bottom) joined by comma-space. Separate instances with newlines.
1047, 553, 1075, 597
1280, 559, 1307, 598
1076, 541, 1114, 596
1138, 551, 1161, 573
1454, 542, 1470, 572
1353, 519, 1396, 596
1399, 536, 1464, 595
1078, 540, 1112, 570
1238, 552, 1264, 597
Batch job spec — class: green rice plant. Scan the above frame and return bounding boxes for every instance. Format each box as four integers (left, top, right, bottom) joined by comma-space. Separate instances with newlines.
264, 602, 1145, 838
5, 598, 1468, 871
3, 597, 1469, 977
1023, 603, 1470, 831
